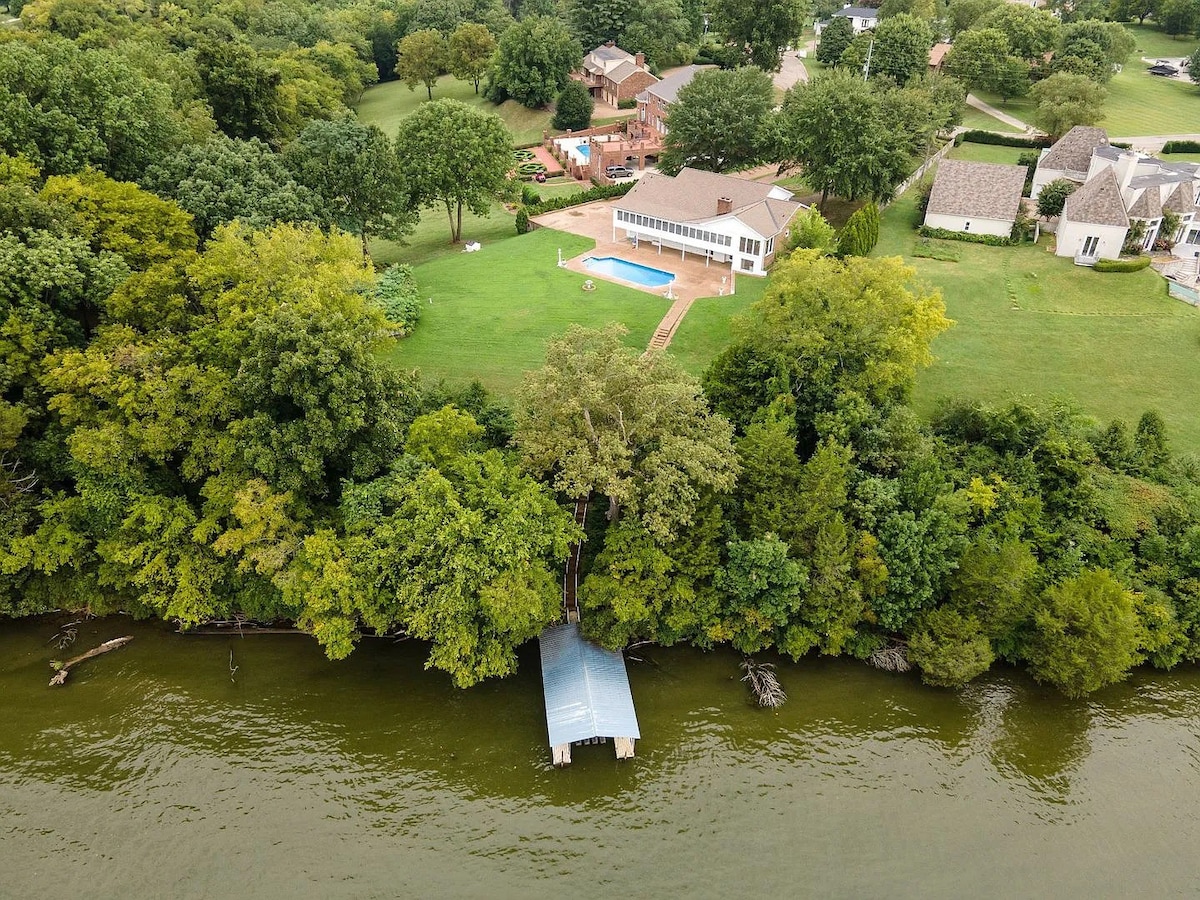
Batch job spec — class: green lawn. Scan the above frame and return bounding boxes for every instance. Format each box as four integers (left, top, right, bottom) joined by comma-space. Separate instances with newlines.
355, 77, 554, 145
669, 278, 769, 376
369, 202, 518, 268
875, 189, 1200, 448
385, 228, 672, 394
1123, 22, 1200, 59
947, 142, 1031, 165
1163, 152, 1200, 162
959, 105, 1023, 134
530, 177, 589, 201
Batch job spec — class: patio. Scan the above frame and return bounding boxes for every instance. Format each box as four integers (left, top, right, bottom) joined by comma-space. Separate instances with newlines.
532, 200, 741, 302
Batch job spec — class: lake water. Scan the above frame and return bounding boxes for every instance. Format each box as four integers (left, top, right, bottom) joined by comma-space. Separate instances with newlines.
3, 615, 1200, 897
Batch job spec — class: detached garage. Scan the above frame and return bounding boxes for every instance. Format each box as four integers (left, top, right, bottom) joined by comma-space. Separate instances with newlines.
923, 160, 1027, 238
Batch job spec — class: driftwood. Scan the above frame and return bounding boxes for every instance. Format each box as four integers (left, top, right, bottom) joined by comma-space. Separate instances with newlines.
49, 636, 133, 686
741, 658, 787, 708
867, 643, 911, 673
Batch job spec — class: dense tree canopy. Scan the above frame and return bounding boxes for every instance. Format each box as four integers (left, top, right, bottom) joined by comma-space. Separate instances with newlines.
1030, 72, 1107, 138
485, 15, 581, 108
710, 0, 806, 71
660, 67, 774, 174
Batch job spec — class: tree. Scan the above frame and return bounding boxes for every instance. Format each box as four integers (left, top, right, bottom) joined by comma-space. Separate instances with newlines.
1190, 47, 1200, 85
1158, 0, 1200, 36
619, 0, 699, 68
394, 99, 511, 243
776, 70, 918, 210
1109, 0, 1160, 22
196, 41, 289, 144
836, 203, 880, 257
565, 0, 636, 48
816, 15, 854, 65
1036, 178, 1076, 217
869, 13, 935, 85
714, 536, 808, 654
947, 0, 1004, 35
909, 607, 995, 686
515, 324, 739, 541
143, 135, 321, 239
977, 4, 1061, 60
710, 0, 807, 71
1025, 569, 1141, 697
396, 28, 448, 100
552, 79, 594, 131
285, 115, 417, 257
659, 67, 774, 173
486, 16, 581, 108
1029, 72, 1107, 138
448, 22, 498, 94
994, 55, 1033, 102
946, 27, 1013, 92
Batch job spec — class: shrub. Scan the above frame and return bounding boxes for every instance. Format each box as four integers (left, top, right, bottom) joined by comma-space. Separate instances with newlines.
909, 608, 995, 688
520, 184, 541, 205
786, 205, 837, 255
522, 180, 635, 216
1163, 140, 1200, 154
955, 131, 1052, 148
373, 264, 422, 335
918, 226, 1013, 246
552, 80, 594, 132
836, 203, 880, 257
1093, 256, 1151, 272
515, 207, 530, 234
1036, 178, 1076, 217
617, 98, 637, 109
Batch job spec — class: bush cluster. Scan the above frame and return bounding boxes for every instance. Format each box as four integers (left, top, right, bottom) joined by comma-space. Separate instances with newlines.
918, 226, 1013, 246
516, 181, 637, 233
1163, 140, 1200, 154
372, 264, 422, 335
954, 131, 1052, 149
1093, 256, 1152, 272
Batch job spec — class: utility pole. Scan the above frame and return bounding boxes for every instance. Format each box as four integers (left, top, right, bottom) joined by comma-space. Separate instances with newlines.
862, 38, 874, 81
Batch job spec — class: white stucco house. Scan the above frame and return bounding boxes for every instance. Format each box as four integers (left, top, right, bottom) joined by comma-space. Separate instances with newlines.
612, 168, 804, 275
815, 5, 878, 35
923, 160, 1027, 238
1034, 126, 1200, 263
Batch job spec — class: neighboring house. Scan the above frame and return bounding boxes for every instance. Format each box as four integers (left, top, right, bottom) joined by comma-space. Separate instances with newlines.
1030, 125, 1110, 199
574, 42, 659, 107
612, 168, 804, 275
928, 43, 953, 72
923, 160, 1027, 237
1035, 127, 1200, 263
815, 5, 879, 34
635, 65, 703, 142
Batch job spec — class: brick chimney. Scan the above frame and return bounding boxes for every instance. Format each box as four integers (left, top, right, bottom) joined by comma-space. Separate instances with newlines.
717, 197, 733, 215
635, 51, 645, 68
604, 40, 615, 48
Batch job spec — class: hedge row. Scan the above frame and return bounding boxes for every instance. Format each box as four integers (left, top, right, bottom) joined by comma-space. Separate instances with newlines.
1093, 256, 1152, 272
1163, 140, 1200, 154
918, 226, 1013, 246
955, 130, 1052, 149
522, 181, 635, 217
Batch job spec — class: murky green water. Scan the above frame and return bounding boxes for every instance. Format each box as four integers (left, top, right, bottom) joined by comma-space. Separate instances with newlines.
3, 616, 1200, 897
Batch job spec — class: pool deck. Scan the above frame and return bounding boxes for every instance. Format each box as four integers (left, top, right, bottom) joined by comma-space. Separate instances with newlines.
533, 200, 739, 303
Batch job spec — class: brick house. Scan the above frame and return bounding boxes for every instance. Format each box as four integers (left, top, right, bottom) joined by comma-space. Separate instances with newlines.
574, 43, 659, 107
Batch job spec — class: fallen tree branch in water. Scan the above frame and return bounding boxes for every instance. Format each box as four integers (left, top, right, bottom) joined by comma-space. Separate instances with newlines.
867, 643, 911, 673
741, 658, 787, 708
49, 636, 133, 686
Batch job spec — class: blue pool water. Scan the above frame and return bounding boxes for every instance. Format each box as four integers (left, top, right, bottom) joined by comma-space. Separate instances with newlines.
583, 256, 676, 288
577, 144, 590, 160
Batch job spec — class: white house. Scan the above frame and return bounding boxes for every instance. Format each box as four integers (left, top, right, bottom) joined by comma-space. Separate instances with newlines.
924, 160, 1027, 238
815, 5, 878, 35
1036, 127, 1200, 263
612, 168, 804, 275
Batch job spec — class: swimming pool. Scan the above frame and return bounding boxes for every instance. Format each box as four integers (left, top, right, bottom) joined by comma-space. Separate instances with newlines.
577, 144, 590, 160
583, 256, 676, 288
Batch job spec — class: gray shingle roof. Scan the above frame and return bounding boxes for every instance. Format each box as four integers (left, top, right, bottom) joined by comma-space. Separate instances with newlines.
637, 65, 705, 103
1040, 126, 1110, 174
926, 160, 1027, 221
1164, 182, 1197, 214
834, 6, 878, 17
540, 623, 639, 748
1127, 186, 1163, 218
607, 60, 643, 83
1062, 166, 1129, 228
614, 168, 802, 237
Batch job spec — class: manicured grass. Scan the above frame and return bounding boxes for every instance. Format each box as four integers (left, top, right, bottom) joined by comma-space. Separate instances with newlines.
1163, 152, 1200, 162
875, 189, 1200, 448
669, 278, 769, 376
385, 228, 672, 394
370, 202, 518, 268
1123, 22, 1200, 60
958, 105, 1023, 134
948, 143, 1032, 165
530, 178, 590, 201
355, 77, 554, 145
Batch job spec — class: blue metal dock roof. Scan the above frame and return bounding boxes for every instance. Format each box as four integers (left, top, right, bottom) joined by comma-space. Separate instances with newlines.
539, 623, 640, 748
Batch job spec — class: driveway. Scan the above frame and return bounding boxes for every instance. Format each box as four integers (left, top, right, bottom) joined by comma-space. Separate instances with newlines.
774, 51, 809, 92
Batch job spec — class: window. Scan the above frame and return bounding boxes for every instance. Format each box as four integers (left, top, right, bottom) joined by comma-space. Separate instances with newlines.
1186, 228, 1200, 245
739, 236, 761, 256
964, 222, 970, 232
765, 236, 774, 256
1082, 234, 1100, 257
741, 258, 754, 271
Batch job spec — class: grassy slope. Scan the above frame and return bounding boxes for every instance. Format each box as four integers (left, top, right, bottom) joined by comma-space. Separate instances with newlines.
386, 228, 672, 394
959, 105, 1022, 134
369, 203, 517, 268
355, 76, 553, 145
947, 143, 1030, 165
669, 278, 769, 376
876, 190, 1200, 448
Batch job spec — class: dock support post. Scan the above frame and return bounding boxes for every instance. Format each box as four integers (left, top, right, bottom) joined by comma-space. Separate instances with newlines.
614, 737, 635, 760
553, 743, 572, 766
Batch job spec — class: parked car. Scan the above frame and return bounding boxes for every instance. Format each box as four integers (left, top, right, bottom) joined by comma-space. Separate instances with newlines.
606, 165, 634, 179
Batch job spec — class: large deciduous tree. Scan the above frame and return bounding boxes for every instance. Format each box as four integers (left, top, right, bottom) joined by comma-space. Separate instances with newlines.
448, 22, 498, 94
710, 0, 806, 71
817, 16, 855, 64
659, 66, 774, 173
195, 41, 288, 145
485, 15, 581, 108
977, 4, 1061, 60
552, 79, 594, 131
285, 115, 416, 258
1029, 72, 1106, 138
394, 99, 511, 243
565, 0, 637, 49
776, 70, 915, 210
946, 26, 1013, 91
396, 28, 448, 100
869, 13, 935, 84
516, 323, 739, 542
